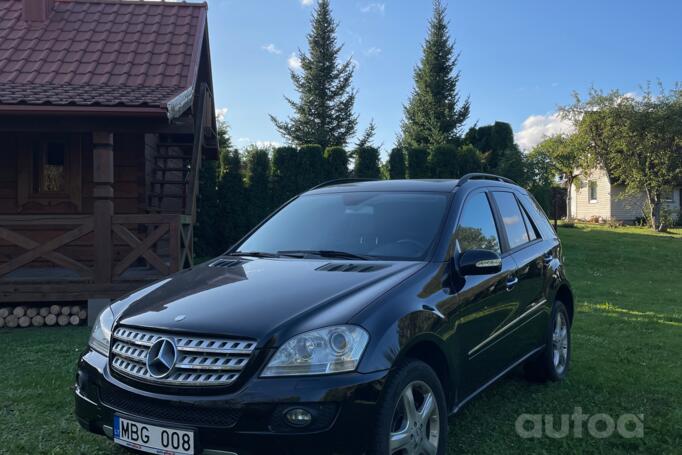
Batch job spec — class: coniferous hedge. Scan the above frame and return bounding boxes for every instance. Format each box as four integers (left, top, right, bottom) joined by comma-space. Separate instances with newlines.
297, 144, 326, 192
195, 139, 551, 258
387, 148, 406, 179
324, 146, 349, 180
353, 146, 381, 179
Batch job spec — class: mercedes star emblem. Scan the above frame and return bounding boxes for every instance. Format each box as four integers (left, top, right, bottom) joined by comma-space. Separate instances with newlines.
146, 337, 178, 379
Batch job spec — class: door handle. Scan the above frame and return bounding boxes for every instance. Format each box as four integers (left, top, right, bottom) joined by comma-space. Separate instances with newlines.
506, 276, 519, 291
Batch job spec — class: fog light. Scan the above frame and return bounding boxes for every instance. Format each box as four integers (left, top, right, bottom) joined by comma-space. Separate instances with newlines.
285, 408, 312, 427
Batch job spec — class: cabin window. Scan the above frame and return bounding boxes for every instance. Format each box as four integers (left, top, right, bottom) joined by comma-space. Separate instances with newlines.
33, 140, 66, 193
17, 133, 82, 211
588, 181, 598, 203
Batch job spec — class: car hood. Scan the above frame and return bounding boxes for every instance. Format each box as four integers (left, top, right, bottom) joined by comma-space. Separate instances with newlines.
116, 257, 423, 347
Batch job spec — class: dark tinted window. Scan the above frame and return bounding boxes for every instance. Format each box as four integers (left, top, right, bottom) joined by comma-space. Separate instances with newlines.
520, 204, 538, 241
519, 193, 556, 239
455, 193, 500, 254
238, 192, 448, 260
492, 192, 529, 249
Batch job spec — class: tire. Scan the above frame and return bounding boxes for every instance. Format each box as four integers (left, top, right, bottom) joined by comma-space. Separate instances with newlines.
525, 300, 571, 382
370, 359, 448, 455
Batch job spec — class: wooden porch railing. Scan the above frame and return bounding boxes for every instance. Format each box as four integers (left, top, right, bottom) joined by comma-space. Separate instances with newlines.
0, 214, 192, 301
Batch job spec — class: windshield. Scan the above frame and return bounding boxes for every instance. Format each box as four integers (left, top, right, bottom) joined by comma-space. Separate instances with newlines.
235, 191, 449, 261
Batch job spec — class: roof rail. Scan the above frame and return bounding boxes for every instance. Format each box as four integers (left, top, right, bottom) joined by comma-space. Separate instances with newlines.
456, 173, 517, 187
309, 178, 379, 191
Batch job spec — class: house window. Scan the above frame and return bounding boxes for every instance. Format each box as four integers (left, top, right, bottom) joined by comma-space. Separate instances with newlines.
661, 187, 674, 202
17, 133, 82, 211
588, 181, 598, 203
33, 140, 66, 193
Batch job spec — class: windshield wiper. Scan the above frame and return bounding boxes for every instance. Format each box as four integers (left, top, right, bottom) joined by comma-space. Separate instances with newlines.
227, 251, 280, 258
277, 250, 371, 260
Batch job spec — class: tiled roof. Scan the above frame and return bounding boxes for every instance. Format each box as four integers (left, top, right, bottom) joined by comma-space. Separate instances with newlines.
0, 0, 207, 114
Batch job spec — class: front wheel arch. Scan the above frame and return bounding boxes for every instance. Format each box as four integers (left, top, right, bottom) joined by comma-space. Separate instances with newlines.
397, 339, 454, 410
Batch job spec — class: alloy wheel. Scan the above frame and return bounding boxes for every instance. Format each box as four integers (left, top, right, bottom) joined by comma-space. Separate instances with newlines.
389, 380, 440, 455
552, 311, 569, 374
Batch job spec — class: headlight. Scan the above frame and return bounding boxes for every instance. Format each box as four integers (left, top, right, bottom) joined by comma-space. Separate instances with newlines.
262, 325, 369, 377
89, 308, 114, 357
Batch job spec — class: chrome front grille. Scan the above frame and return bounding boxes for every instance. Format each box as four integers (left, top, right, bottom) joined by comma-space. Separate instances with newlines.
110, 326, 256, 386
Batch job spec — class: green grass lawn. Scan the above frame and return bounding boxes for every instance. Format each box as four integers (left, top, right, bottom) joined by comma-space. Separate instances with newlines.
1, 224, 681, 454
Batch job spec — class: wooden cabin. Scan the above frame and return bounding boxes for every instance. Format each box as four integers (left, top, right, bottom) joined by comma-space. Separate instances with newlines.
0, 0, 217, 308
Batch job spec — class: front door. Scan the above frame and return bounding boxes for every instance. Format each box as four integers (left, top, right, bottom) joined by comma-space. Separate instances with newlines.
449, 190, 522, 396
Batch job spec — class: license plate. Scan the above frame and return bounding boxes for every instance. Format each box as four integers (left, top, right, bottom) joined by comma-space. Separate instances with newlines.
113, 416, 195, 455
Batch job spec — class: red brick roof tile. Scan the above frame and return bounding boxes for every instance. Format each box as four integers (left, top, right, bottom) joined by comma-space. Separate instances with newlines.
0, 0, 207, 114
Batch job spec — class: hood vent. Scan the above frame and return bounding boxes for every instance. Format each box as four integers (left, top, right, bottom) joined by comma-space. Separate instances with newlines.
316, 263, 389, 273
209, 258, 246, 269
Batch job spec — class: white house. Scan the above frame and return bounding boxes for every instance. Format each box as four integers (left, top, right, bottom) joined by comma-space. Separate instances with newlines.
569, 166, 681, 223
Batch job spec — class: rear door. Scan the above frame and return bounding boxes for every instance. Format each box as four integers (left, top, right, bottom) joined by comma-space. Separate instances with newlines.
489, 191, 548, 357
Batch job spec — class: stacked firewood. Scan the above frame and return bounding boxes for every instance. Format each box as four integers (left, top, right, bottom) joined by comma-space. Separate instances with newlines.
0, 305, 87, 329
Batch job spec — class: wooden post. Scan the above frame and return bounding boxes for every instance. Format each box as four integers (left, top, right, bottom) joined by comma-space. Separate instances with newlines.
93, 132, 114, 285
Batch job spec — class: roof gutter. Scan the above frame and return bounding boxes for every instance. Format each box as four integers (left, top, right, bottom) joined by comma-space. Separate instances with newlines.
0, 104, 167, 117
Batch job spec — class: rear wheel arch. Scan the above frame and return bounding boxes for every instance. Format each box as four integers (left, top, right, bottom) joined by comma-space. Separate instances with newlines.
554, 284, 574, 323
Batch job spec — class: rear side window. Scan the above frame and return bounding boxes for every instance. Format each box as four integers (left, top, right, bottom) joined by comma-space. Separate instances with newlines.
519, 193, 557, 239
520, 204, 539, 241
455, 193, 501, 254
492, 192, 529, 249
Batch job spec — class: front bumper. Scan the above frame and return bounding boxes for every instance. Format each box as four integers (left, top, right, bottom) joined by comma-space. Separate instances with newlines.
75, 350, 388, 455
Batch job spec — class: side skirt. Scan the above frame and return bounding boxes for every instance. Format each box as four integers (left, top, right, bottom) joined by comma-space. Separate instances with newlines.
449, 345, 545, 416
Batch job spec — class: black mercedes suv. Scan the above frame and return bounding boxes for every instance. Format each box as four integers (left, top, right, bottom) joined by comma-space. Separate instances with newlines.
75, 174, 573, 455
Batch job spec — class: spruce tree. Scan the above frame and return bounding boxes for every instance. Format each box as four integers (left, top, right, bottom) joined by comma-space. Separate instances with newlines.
387, 148, 407, 179
270, 0, 358, 148
355, 119, 377, 149
400, 0, 470, 148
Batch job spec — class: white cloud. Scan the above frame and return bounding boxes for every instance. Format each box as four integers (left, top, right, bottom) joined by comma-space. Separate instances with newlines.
237, 138, 282, 149
215, 107, 228, 122
360, 2, 385, 14
514, 113, 574, 151
301, 0, 314, 6
261, 43, 282, 55
364, 47, 382, 57
254, 140, 282, 149
288, 53, 302, 71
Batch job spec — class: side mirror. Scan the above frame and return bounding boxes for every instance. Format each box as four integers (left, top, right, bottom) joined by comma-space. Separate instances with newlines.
458, 249, 502, 276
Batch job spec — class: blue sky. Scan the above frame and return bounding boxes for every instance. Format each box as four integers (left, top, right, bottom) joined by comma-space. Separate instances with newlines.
206, 0, 682, 153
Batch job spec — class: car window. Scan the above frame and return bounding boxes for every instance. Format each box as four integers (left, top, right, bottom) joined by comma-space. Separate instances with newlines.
519, 202, 539, 241
519, 193, 557, 240
492, 192, 530, 249
455, 193, 501, 254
